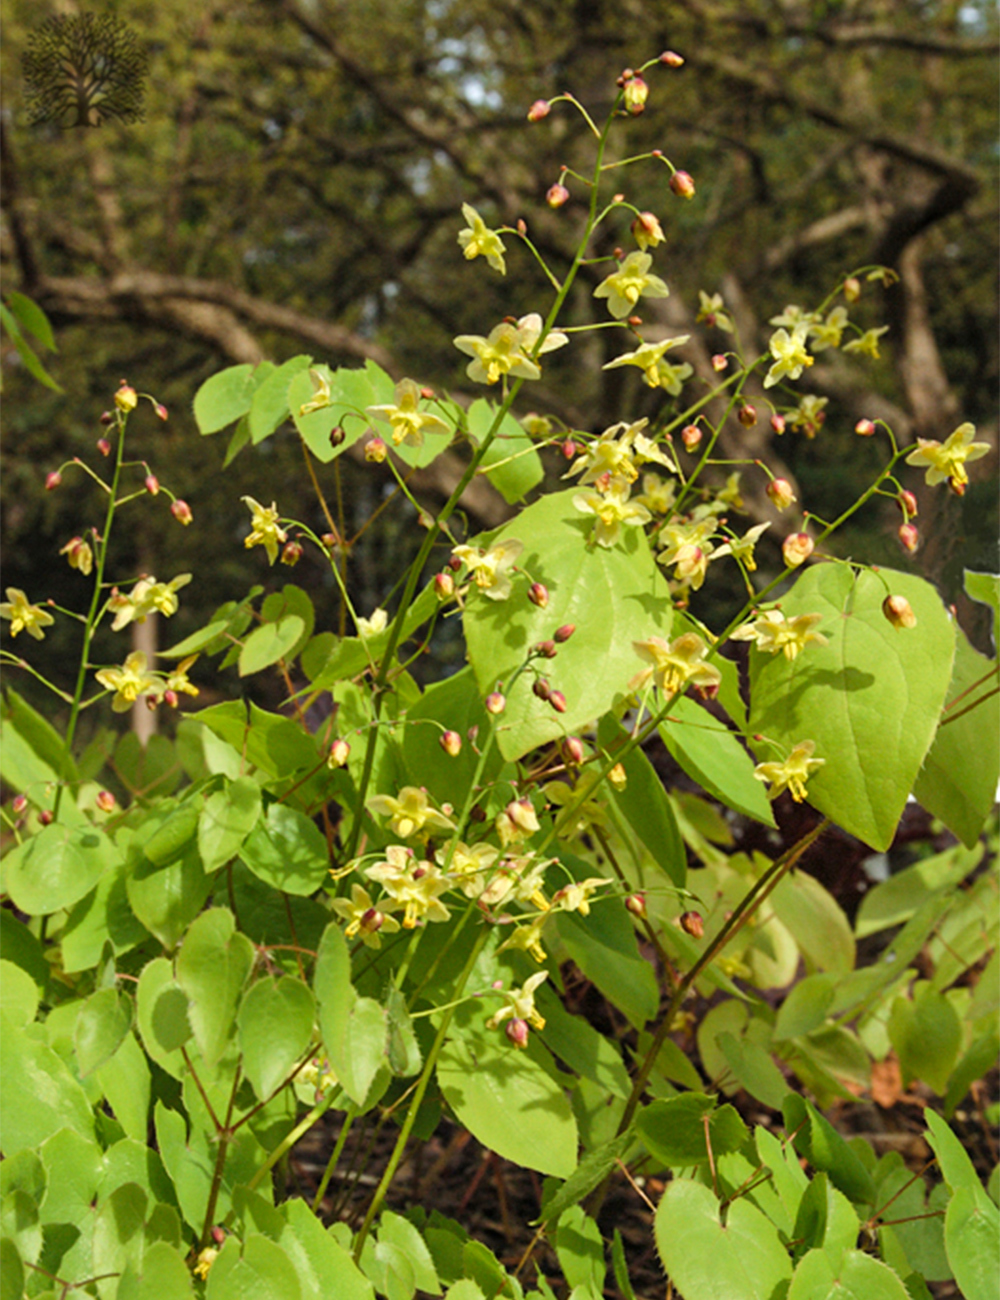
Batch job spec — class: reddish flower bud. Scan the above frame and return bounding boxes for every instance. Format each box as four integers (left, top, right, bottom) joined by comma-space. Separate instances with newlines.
485, 691, 506, 715
711, 353, 728, 373
281, 540, 303, 566
660, 50, 684, 66
548, 689, 567, 713
434, 571, 455, 599
144, 474, 160, 495
328, 739, 351, 768
155, 403, 169, 421
420, 386, 436, 400
882, 594, 917, 630
898, 522, 919, 553
527, 99, 551, 122
554, 624, 575, 642
843, 276, 862, 303
448, 555, 463, 572
95, 790, 117, 813
546, 183, 570, 209
681, 424, 702, 452
11, 794, 27, 814
562, 736, 585, 766
364, 436, 387, 463
770, 414, 787, 435
625, 892, 647, 917
505, 1018, 530, 1049
679, 910, 704, 938
115, 381, 137, 412
170, 499, 193, 525
854, 418, 876, 437
896, 490, 918, 518
96, 437, 111, 457
39, 809, 53, 826
536, 640, 557, 659
45, 471, 62, 490
516, 218, 527, 236
440, 730, 462, 757
528, 581, 549, 609
694, 680, 720, 701
782, 532, 814, 568
146, 695, 159, 711
99, 410, 114, 426
738, 404, 757, 428
623, 74, 649, 115
670, 170, 696, 199
211, 1227, 227, 1247
329, 425, 346, 448
163, 689, 179, 708
360, 907, 385, 936
532, 678, 551, 701
767, 478, 796, 511
561, 439, 577, 459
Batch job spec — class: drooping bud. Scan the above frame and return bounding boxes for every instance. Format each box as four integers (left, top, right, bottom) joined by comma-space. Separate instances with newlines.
281, 540, 303, 566
505, 1018, 530, 1049
95, 790, 117, 813
448, 555, 463, 572
99, 410, 114, 426
39, 809, 53, 826
898, 522, 919, 553
669, 170, 696, 200
561, 439, 577, 460
440, 730, 462, 757
711, 353, 728, 373
546, 183, 570, 209
681, 424, 702, 452
434, 571, 455, 599
96, 437, 111, 456
882, 594, 917, 630
163, 689, 179, 708
146, 695, 159, 711
554, 624, 575, 642
532, 678, 551, 701
528, 582, 549, 609
527, 99, 551, 122
738, 404, 757, 428
608, 762, 627, 790
623, 74, 649, 115
854, 418, 876, 437
485, 691, 506, 715
535, 640, 557, 659
115, 381, 138, 412
632, 210, 665, 250
782, 532, 814, 568
365, 436, 387, 463
767, 478, 796, 511
659, 50, 684, 66
625, 892, 647, 917
517, 218, 527, 236
679, 910, 704, 938
327, 739, 351, 768
896, 490, 918, 518
170, 499, 193, 525
144, 474, 160, 496
549, 689, 567, 713
155, 403, 169, 421
329, 425, 346, 448
420, 386, 436, 401
843, 276, 862, 303
562, 736, 585, 766
45, 471, 62, 490
11, 794, 27, 815
770, 414, 786, 435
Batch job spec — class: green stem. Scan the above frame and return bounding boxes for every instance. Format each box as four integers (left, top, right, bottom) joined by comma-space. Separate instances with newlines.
353, 925, 489, 1259
308, 1100, 355, 1213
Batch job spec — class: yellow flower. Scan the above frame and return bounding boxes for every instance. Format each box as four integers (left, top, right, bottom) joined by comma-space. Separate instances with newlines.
496, 914, 550, 963
451, 538, 523, 601
163, 655, 200, 698
905, 423, 990, 490
730, 610, 827, 661
454, 313, 566, 386
193, 1247, 219, 1280
602, 336, 691, 390
437, 840, 501, 899
109, 574, 192, 631
356, 608, 389, 638
298, 367, 332, 416
842, 326, 889, 358
754, 740, 824, 803
696, 290, 735, 334
330, 883, 401, 947
629, 632, 722, 696
366, 378, 451, 450
593, 251, 669, 320
59, 536, 94, 576
95, 651, 163, 713
543, 780, 608, 840
364, 850, 451, 928
808, 306, 849, 352
769, 306, 818, 330
496, 797, 540, 848
486, 971, 549, 1031
763, 326, 814, 389
565, 420, 676, 484
632, 211, 665, 252
0, 588, 55, 640
635, 471, 677, 515
788, 395, 828, 438
713, 523, 770, 572
551, 876, 612, 916
242, 497, 287, 564
573, 477, 652, 549
658, 517, 718, 590
367, 788, 455, 839
457, 204, 506, 274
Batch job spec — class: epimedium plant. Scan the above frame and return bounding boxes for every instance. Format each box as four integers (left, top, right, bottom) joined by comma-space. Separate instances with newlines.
1, 53, 998, 1300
